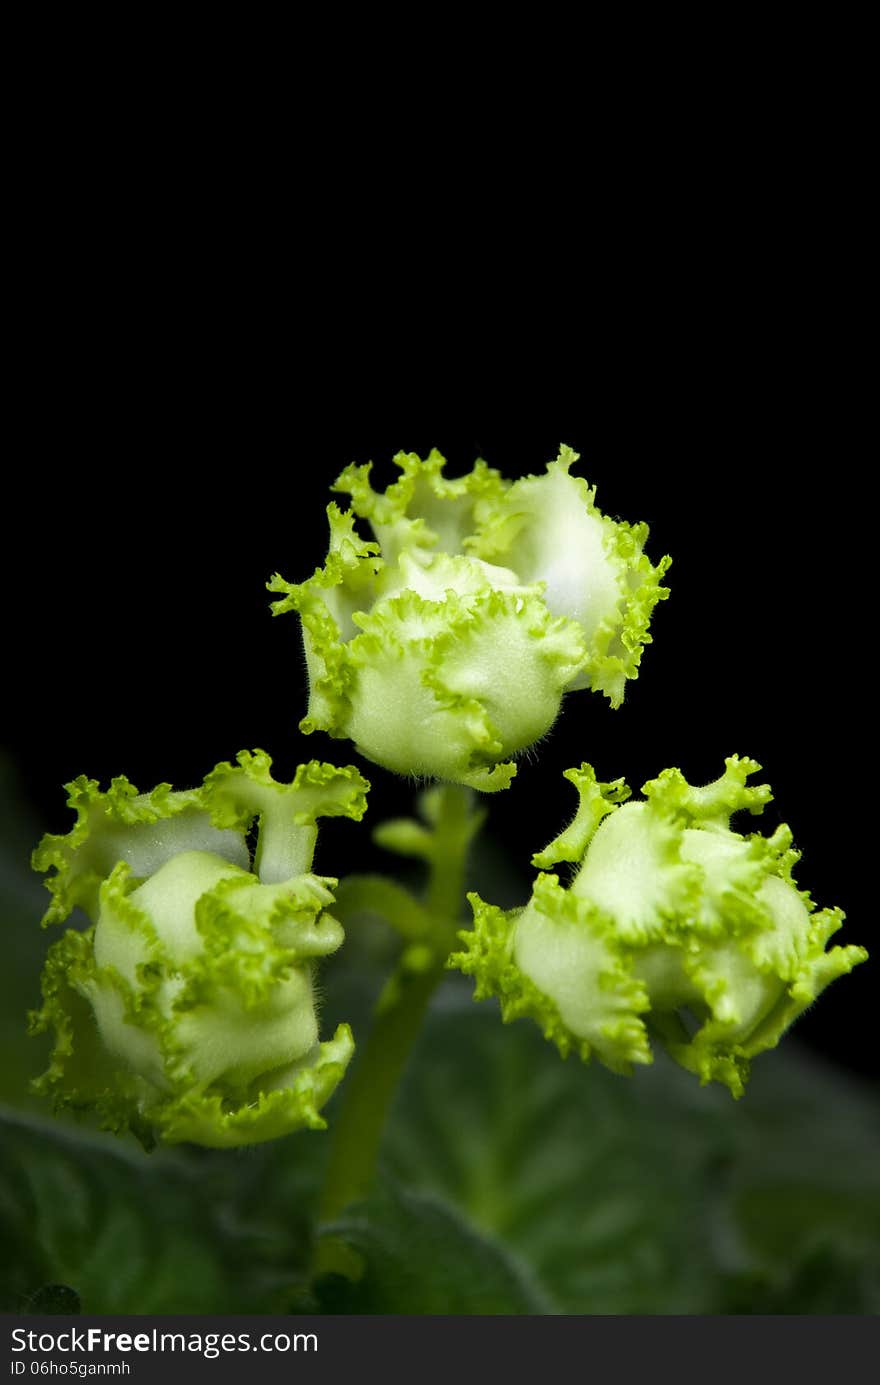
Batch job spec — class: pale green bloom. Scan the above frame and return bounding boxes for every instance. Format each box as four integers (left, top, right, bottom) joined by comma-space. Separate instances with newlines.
269, 447, 670, 791
30, 751, 368, 1147
451, 756, 867, 1095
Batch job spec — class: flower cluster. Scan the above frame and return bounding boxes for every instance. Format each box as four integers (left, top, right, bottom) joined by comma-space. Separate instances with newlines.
29, 445, 866, 1149
451, 756, 867, 1095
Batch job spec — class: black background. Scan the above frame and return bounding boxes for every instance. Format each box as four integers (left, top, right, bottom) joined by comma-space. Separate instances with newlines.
5, 266, 874, 1083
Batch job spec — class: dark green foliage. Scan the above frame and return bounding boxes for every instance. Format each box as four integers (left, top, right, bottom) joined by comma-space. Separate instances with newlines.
380, 1000, 880, 1314
317, 1183, 548, 1314
3, 999, 877, 1315
0, 1111, 259, 1313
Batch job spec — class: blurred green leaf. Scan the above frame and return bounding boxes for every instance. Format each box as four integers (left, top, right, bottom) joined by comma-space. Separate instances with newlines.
380, 996, 725, 1311
22, 1284, 81, 1314
721, 1052, 880, 1311
378, 993, 880, 1313
720, 1244, 880, 1315
318, 1180, 550, 1314
0, 1108, 318, 1313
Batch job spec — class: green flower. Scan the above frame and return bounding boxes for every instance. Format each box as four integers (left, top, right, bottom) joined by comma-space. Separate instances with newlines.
30, 751, 369, 1147
269, 446, 670, 791
451, 756, 867, 1095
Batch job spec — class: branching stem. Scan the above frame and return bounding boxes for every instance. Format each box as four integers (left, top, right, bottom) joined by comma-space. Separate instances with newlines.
316, 785, 479, 1233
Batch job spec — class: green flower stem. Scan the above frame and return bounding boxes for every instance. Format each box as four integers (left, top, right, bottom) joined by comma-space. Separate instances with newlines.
317, 786, 479, 1231
317, 959, 445, 1229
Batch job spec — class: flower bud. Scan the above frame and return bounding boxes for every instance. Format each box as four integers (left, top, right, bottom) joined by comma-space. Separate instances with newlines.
452, 756, 866, 1095
269, 447, 670, 791
31, 751, 368, 1146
